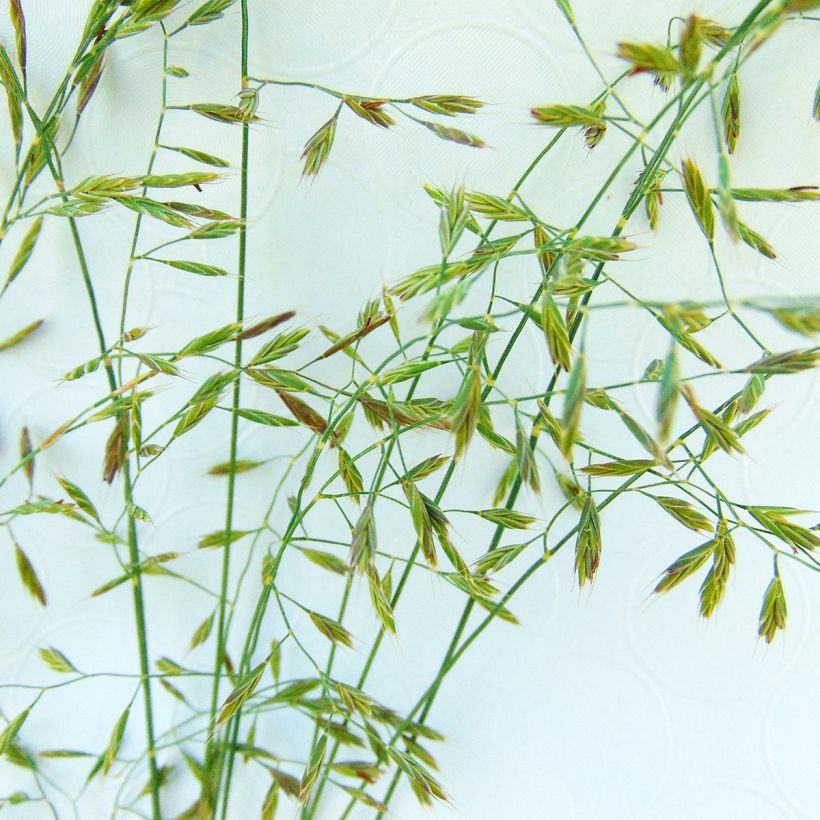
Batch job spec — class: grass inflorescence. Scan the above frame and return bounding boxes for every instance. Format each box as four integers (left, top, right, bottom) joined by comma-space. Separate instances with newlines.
0, 0, 818, 818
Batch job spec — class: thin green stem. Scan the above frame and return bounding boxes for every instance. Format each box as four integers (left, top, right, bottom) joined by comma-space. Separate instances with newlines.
204, 0, 252, 814
18, 86, 163, 819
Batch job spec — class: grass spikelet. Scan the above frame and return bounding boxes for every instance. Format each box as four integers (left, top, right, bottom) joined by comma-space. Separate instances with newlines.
0, 45, 22, 156
404, 481, 438, 566
679, 15, 703, 75
745, 349, 819, 375
617, 41, 683, 88
56, 476, 99, 521
275, 390, 328, 436
216, 659, 267, 730
560, 352, 586, 460
319, 314, 388, 359
758, 573, 787, 643
700, 18, 731, 48
38, 647, 77, 674
722, 73, 741, 154
343, 96, 394, 128
684, 386, 744, 454
102, 707, 129, 776
654, 496, 712, 533
464, 191, 529, 221
657, 344, 679, 442
574, 493, 601, 587
580, 459, 655, 477
699, 525, 735, 618
187, 0, 238, 26
730, 187, 819, 202
681, 158, 714, 242
450, 365, 481, 459
174, 395, 219, 437
187, 102, 259, 124
302, 117, 337, 176
475, 508, 535, 530
515, 417, 540, 493
746, 507, 819, 553
190, 612, 215, 648
4, 217, 43, 293
308, 611, 353, 647
102, 419, 127, 484
423, 121, 485, 148
645, 169, 666, 231
175, 322, 241, 358
654, 540, 715, 594
736, 219, 776, 258
770, 307, 820, 336
366, 564, 396, 634
531, 103, 605, 128
299, 733, 327, 804
540, 292, 571, 371
0, 318, 43, 351
237, 311, 295, 339
349, 505, 376, 571
19, 426, 33, 484
0, 708, 30, 757
411, 95, 484, 116
9, 0, 26, 85
14, 542, 46, 606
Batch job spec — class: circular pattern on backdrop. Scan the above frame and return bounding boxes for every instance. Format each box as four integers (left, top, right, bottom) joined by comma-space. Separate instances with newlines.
246, 0, 400, 76
0, 3, 86, 93
264, 151, 392, 325
625, 545, 806, 704
9, 615, 135, 717
0, 556, 46, 661
648, 780, 795, 820
764, 661, 820, 818
487, 650, 671, 817
368, 20, 572, 223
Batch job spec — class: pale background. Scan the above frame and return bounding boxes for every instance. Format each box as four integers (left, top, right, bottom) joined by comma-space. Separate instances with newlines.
0, 1, 818, 818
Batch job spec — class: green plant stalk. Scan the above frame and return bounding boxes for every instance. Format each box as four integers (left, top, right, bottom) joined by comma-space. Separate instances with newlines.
217, 131, 581, 720
305, 6, 772, 815
0, 6, 135, 233
299, 127, 576, 818
66, 178, 164, 820
117, 29, 170, 367
203, 0, 252, 810
296, 226, 476, 819
704, 85, 769, 353
251, 49, 687, 812
15, 79, 164, 817
364, 4, 779, 812
2, 2, 799, 815
333, 95, 681, 820
369, 349, 780, 816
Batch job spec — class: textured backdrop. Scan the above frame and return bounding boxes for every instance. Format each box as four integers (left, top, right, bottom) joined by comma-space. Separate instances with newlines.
0, 1, 818, 818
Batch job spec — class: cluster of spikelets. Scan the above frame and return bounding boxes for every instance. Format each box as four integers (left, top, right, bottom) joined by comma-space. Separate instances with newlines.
0, 1, 819, 818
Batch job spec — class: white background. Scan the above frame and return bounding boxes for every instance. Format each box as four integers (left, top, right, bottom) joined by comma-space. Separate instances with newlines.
0, 1, 818, 818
